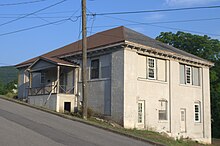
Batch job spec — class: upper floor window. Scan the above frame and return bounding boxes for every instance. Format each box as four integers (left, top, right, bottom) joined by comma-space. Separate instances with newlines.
194, 102, 201, 123
91, 59, 100, 79
186, 66, 191, 84
180, 64, 200, 86
159, 100, 168, 120
147, 57, 156, 79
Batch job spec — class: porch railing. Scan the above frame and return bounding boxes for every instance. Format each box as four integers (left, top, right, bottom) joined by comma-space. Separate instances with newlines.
28, 85, 74, 96
28, 85, 56, 96
59, 85, 74, 94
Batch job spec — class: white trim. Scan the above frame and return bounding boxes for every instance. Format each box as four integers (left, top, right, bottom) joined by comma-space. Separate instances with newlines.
194, 103, 201, 123
147, 57, 156, 80
185, 65, 192, 84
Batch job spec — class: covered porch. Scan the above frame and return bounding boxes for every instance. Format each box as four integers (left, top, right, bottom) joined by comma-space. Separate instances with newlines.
27, 57, 79, 112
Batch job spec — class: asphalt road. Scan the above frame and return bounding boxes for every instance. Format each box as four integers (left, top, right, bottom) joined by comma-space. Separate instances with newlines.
0, 98, 152, 146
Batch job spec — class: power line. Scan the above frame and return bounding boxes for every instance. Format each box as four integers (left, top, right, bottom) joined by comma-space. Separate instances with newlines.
88, 5, 220, 16
0, 10, 76, 16
101, 15, 220, 37
88, 17, 220, 28
0, 19, 70, 37
0, 0, 67, 28
34, 8, 80, 25
0, 0, 47, 6
0, 16, 70, 18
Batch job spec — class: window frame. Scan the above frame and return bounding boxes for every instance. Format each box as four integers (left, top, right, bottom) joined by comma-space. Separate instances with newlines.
180, 63, 200, 86
147, 57, 156, 80
138, 101, 145, 124
40, 72, 46, 84
158, 100, 168, 121
90, 59, 100, 80
194, 102, 201, 123
185, 65, 192, 84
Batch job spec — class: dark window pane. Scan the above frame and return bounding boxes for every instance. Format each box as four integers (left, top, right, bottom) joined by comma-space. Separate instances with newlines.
91, 59, 99, 79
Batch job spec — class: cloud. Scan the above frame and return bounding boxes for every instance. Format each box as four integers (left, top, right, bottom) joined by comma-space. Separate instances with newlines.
165, 0, 219, 6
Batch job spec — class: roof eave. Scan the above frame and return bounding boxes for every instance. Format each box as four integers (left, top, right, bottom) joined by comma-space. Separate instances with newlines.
125, 40, 214, 67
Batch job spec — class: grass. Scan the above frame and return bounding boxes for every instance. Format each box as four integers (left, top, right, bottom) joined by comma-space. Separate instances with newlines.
87, 117, 207, 146
0, 95, 218, 146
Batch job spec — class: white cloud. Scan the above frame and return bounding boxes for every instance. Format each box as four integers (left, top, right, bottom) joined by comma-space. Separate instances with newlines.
165, 0, 220, 6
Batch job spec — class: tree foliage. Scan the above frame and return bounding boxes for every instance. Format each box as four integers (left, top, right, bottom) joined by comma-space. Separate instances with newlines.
156, 31, 220, 138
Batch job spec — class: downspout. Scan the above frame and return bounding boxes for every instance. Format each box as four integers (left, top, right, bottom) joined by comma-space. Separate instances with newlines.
169, 60, 172, 133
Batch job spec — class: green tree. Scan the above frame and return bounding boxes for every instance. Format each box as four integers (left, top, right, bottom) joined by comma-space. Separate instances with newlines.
156, 31, 220, 138
0, 81, 5, 95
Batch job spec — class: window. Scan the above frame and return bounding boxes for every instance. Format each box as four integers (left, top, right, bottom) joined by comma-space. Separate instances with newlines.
41, 72, 46, 84
185, 66, 191, 84
180, 64, 200, 86
91, 59, 100, 79
138, 101, 144, 123
194, 102, 201, 122
159, 100, 168, 120
147, 57, 156, 79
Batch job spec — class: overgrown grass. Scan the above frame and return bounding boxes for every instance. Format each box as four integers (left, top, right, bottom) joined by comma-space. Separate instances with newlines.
5, 92, 17, 98
87, 117, 210, 146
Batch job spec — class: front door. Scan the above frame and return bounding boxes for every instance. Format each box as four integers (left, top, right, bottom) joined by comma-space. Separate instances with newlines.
180, 109, 186, 132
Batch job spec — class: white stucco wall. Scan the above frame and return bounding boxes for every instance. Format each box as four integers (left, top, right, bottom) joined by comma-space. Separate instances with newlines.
57, 94, 75, 112
123, 48, 211, 144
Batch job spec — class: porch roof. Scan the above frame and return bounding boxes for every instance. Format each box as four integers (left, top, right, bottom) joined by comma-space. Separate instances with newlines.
28, 56, 77, 72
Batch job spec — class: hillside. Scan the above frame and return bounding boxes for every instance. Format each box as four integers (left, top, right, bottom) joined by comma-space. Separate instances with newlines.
0, 66, 18, 85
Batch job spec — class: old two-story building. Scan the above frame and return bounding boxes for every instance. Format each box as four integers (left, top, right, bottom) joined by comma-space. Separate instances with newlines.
16, 26, 213, 144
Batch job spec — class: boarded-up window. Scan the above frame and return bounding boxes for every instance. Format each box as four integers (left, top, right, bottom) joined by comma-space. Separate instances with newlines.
91, 59, 99, 79
192, 67, 200, 86
157, 59, 166, 81
101, 66, 110, 78
180, 64, 185, 84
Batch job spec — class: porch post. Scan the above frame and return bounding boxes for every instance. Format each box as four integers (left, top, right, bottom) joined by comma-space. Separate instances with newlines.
29, 72, 32, 88
74, 67, 78, 94
57, 66, 60, 93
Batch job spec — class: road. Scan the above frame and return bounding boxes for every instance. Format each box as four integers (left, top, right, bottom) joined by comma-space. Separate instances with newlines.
0, 98, 152, 146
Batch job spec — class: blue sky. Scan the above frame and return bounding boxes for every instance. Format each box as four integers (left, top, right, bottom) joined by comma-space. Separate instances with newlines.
0, 0, 220, 66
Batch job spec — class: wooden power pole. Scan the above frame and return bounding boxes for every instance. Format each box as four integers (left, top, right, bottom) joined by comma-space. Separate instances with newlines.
82, 0, 88, 119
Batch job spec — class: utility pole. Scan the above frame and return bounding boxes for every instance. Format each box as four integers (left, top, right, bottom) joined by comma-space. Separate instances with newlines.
82, 0, 88, 119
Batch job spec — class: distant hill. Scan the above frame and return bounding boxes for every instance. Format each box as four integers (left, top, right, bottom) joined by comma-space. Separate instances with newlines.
0, 66, 18, 85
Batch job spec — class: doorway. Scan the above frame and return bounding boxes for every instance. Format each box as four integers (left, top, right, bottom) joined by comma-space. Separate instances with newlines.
64, 102, 71, 112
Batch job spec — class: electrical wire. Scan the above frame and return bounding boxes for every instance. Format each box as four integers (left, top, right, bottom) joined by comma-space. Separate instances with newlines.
88, 17, 220, 28
0, 0, 67, 28
88, 5, 220, 16
0, 0, 47, 6
0, 19, 68, 37
101, 15, 220, 37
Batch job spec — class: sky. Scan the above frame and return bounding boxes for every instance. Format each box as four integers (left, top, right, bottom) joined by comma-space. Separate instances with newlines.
0, 0, 220, 66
